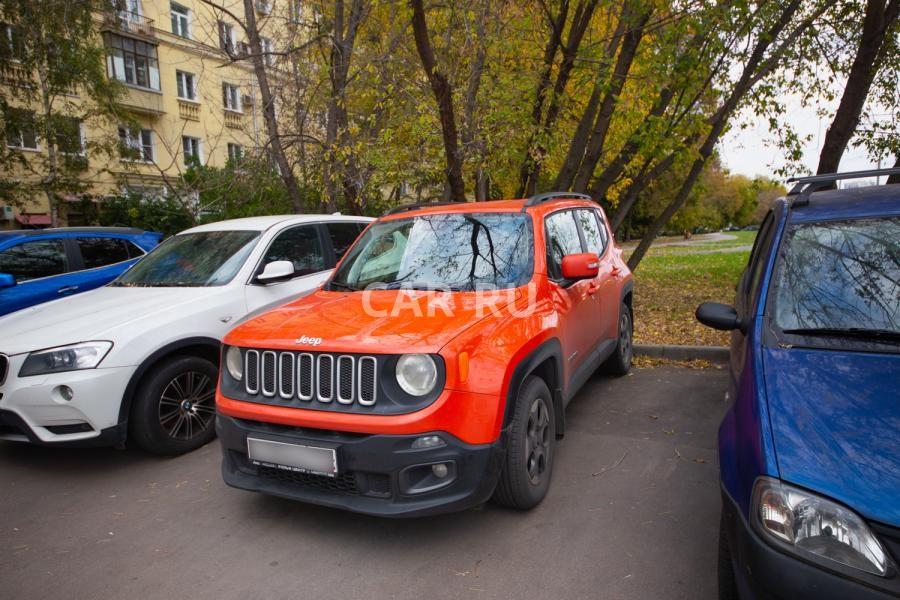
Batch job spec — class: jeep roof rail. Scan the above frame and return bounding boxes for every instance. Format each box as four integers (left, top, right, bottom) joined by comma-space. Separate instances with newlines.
524, 191, 594, 208
383, 200, 467, 216
787, 167, 900, 206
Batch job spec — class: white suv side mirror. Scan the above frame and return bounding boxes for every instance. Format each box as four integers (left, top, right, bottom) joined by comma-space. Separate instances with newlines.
255, 260, 295, 284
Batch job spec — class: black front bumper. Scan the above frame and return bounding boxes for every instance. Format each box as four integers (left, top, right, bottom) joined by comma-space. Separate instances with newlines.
217, 415, 505, 518
721, 489, 900, 599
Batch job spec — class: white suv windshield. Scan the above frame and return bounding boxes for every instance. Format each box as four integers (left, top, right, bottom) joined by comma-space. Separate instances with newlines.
330, 213, 533, 291
112, 231, 259, 287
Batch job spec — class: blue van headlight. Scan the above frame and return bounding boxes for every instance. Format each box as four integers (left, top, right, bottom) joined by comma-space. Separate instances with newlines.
752, 477, 890, 576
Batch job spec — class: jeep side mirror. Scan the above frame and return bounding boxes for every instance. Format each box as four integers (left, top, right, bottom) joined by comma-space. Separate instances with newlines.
696, 302, 743, 332
255, 260, 295, 284
561, 253, 599, 280
0, 273, 15, 289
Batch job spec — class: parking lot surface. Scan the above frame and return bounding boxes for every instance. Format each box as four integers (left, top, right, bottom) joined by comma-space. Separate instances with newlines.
0, 366, 728, 600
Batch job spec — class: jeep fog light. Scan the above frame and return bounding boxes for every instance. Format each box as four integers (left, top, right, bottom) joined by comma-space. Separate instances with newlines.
753, 477, 890, 576
432, 463, 449, 478
396, 354, 437, 396
225, 346, 244, 381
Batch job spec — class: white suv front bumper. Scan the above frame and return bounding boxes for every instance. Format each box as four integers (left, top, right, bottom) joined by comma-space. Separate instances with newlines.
0, 353, 135, 444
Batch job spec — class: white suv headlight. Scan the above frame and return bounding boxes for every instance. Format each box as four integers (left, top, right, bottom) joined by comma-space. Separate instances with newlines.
395, 354, 437, 397
753, 477, 890, 576
19, 341, 113, 377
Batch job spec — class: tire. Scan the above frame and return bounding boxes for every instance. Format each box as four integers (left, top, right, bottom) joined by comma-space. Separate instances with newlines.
492, 375, 555, 510
603, 302, 633, 376
129, 355, 218, 456
718, 511, 739, 600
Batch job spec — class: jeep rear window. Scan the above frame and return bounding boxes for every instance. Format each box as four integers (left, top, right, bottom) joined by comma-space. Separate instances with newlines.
111, 231, 259, 287
330, 213, 533, 290
771, 216, 900, 340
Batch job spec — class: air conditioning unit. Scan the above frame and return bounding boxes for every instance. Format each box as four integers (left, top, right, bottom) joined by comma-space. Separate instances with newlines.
1, 206, 13, 220
242, 94, 255, 107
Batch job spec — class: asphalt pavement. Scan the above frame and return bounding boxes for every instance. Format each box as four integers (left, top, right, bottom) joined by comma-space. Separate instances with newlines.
0, 365, 729, 600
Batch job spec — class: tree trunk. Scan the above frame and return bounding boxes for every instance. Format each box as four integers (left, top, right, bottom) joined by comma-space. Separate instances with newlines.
239, 0, 304, 213
410, 0, 466, 201
817, 0, 899, 174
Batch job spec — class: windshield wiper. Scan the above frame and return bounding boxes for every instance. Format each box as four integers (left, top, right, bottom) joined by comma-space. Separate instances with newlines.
327, 281, 359, 292
382, 281, 466, 291
782, 327, 900, 342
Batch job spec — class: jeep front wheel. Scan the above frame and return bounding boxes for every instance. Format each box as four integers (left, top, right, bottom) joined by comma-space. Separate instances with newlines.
493, 375, 555, 509
603, 302, 633, 376
129, 355, 218, 455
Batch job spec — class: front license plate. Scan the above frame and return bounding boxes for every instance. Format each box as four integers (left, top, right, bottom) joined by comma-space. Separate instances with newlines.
247, 437, 338, 478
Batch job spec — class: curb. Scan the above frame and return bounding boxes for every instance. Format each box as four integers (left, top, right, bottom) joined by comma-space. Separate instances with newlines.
634, 344, 730, 364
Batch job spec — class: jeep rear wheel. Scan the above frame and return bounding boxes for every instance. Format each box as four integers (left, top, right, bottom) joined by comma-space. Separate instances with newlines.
129, 355, 218, 456
603, 302, 633, 376
493, 375, 555, 509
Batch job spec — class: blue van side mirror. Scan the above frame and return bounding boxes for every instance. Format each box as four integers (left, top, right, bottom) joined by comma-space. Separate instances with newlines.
0, 273, 16, 289
696, 302, 744, 332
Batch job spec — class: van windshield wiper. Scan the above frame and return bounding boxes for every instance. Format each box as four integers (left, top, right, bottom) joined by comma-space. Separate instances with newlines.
782, 327, 900, 342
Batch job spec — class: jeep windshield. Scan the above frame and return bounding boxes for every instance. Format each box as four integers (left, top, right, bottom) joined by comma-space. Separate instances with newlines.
771, 216, 900, 346
329, 212, 533, 291
110, 231, 259, 287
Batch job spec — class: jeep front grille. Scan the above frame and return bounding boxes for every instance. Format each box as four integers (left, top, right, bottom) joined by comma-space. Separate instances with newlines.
244, 350, 377, 406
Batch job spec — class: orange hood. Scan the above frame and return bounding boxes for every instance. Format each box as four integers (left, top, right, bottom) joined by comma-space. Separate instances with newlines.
226, 289, 520, 354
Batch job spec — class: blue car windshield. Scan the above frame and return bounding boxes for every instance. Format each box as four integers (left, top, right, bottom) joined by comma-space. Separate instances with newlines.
330, 213, 534, 290
771, 217, 900, 335
111, 231, 259, 287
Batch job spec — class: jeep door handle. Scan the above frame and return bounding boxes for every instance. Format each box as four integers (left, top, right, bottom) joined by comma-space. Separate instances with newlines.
610, 266, 621, 277
588, 283, 601, 295
57, 285, 79, 294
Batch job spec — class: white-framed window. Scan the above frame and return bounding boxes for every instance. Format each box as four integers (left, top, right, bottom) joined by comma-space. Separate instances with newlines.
222, 83, 241, 112
218, 21, 235, 53
5, 108, 38, 150
170, 3, 191, 38
182, 136, 202, 166
105, 33, 160, 90
289, 0, 303, 23
227, 142, 243, 162
118, 126, 153, 162
256, 0, 272, 15
56, 117, 85, 155
0, 22, 25, 60
116, 0, 143, 22
260, 37, 274, 66
175, 70, 196, 100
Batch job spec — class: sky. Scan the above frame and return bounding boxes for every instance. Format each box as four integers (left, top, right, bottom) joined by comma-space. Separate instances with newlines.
718, 92, 894, 186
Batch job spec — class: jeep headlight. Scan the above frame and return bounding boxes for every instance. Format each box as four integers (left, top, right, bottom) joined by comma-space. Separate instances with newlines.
19, 341, 113, 377
225, 346, 243, 381
395, 354, 437, 397
753, 477, 889, 576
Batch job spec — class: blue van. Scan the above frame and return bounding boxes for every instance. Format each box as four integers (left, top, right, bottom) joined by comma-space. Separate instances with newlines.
696, 169, 899, 599
0, 227, 161, 316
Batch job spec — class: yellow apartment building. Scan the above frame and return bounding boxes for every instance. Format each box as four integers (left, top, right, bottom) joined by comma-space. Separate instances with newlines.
0, 0, 299, 229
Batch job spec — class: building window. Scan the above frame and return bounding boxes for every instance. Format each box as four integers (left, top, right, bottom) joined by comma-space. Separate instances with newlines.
222, 83, 241, 112
55, 116, 84, 155
182, 136, 202, 166
289, 0, 303, 23
218, 21, 235, 53
170, 3, 191, 38
227, 143, 243, 162
0, 23, 26, 60
105, 34, 160, 90
260, 37, 274, 66
118, 126, 153, 162
5, 108, 38, 150
176, 70, 196, 100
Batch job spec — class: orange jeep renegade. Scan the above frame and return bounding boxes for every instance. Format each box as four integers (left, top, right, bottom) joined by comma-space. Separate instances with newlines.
216, 192, 634, 516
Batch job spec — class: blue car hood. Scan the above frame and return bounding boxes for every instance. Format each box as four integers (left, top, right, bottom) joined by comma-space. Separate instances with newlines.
763, 347, 900, 527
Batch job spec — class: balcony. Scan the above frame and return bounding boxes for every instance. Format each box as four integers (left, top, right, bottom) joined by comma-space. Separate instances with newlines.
224, 110, 244, 129
102, 10, 157, 41
0, 61, 31, 86
119, 85, 165, 116
178, 100, 200, 122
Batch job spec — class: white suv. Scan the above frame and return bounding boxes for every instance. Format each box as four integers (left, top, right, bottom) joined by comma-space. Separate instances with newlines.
0, 215, 371, 454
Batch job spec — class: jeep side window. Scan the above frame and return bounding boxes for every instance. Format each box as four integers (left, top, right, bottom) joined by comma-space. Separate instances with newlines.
0, 239, 68, 282
545, 211, 583, 281
577, 209, 606, 256
261, 225, 326, 277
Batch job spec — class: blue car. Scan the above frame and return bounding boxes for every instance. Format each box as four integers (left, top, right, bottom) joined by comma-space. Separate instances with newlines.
0, 227, 162, 316
696, 169, 900, 599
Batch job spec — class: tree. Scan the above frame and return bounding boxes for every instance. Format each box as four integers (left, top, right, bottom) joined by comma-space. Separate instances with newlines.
0, 0, 123, 226
817, 0, 899, 174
